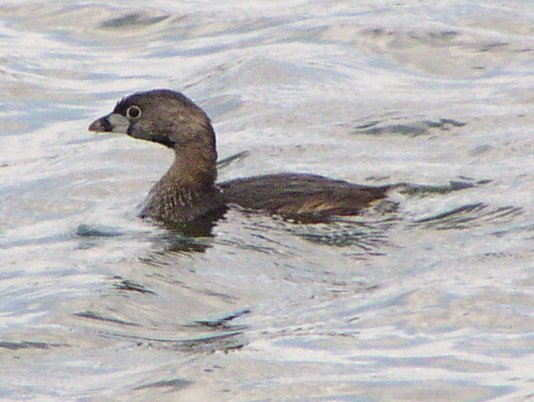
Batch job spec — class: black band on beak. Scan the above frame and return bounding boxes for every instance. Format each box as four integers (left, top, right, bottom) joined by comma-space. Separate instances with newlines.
88, 116, 112, 132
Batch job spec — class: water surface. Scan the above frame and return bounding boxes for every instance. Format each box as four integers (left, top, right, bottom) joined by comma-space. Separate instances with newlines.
0, 1, 533, 400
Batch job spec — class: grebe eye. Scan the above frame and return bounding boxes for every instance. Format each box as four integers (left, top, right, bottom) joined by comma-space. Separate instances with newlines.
126, 105, 142, 119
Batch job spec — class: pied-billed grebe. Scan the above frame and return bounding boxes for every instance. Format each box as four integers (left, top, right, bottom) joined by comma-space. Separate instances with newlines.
89, 89, 392, 224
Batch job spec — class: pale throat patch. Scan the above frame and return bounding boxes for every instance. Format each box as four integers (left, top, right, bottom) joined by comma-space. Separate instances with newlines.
108, 113, 130, 133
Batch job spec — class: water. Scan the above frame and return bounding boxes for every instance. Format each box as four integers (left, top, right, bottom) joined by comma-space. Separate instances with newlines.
0, 1, 533, 400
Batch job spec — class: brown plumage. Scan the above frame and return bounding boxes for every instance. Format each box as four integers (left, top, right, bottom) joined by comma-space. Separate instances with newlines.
219, 173, 389, 222
88, 89, 391, 225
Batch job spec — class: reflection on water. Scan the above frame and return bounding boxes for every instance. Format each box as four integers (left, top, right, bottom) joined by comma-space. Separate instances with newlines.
413, 203, 523, 230
353, 117, 467, 137
0, 0, 533, 400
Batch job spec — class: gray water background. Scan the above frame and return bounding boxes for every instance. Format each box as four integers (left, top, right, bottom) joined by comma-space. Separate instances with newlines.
0, 0, 533, 400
